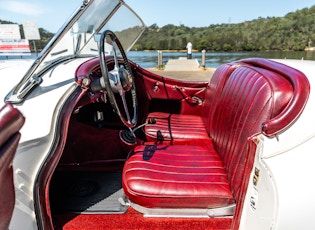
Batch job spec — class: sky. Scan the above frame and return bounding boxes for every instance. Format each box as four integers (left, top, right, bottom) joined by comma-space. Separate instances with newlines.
0, 0, 314, 33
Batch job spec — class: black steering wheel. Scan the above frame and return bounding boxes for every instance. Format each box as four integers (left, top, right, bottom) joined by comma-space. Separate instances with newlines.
99, 30, 137, 128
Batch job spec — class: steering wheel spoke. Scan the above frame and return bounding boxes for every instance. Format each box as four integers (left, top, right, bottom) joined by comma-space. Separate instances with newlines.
121, 94, 131, 123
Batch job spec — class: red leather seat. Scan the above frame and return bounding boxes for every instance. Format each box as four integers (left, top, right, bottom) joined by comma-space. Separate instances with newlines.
144, 63, 238, 142
0, 103, 25, 230
123, 59, 309, 219
123, 144, 234, 209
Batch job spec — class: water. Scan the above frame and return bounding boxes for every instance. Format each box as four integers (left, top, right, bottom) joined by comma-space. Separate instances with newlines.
127, 50, 315, 69
0, 53, 37, 60
2, 51, 315, 69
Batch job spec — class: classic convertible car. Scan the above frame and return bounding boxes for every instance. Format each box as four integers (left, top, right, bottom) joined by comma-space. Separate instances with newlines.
1, 0, 315, 229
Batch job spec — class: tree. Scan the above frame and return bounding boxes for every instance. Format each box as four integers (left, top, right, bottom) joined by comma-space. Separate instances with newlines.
134, 5, 315, 52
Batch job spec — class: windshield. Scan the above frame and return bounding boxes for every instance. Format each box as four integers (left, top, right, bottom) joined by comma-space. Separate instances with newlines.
7, 0, 145, 102
48, 0, 145, 60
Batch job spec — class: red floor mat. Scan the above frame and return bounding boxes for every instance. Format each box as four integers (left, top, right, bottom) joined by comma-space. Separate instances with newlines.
53, 207, 232, 230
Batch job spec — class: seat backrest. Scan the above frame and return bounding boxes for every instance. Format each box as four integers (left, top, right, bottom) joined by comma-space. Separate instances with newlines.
0, 103, 25, 230
201, 63, 239, 133
241, 58, 310, 137
209, 62, 296, 200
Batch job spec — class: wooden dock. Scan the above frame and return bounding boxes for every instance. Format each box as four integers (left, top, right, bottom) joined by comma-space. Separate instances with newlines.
164, 57, 200, 71
147, 57, 215, 82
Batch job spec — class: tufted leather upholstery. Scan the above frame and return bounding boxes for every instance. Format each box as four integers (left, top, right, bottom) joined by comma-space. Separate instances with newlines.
145, 63, 238, 141
240, 58, 310, 137
0, 103, 25, 230
209, 64, 293, 198
123, 59, 309, 213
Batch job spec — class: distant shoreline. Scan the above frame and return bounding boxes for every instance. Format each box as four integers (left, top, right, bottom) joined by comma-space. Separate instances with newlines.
141, 49, 199, 53
136, 49, 315, 53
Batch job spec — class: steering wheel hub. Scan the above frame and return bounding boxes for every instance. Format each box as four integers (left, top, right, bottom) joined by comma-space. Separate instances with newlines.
119, 66, 133, 91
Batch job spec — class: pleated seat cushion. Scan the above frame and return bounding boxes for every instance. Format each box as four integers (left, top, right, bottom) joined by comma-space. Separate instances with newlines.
144, 112, 209, 142
122, 144, 234, 209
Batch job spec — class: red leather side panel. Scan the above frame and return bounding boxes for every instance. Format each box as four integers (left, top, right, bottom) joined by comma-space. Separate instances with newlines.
123, 144, 234, 208
0, 103, 24, 230
0, 103, 25, 147
132, 65, 208, 101
133, 64, 207, 116
0, 133, 21, 230
142, 76, 207, 102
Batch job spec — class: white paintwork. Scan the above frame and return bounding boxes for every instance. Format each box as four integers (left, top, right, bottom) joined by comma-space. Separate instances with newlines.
0, 60, 34, 107
2, 57, 315, 230
240, 59, 315, 230
0, 0, 147, 228
6, 58, 88, 229
0, 0, 314, 228
262, 60, 315, 230
239, 136, 279, 230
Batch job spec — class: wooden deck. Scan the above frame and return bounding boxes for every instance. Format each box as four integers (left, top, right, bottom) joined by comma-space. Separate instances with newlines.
148, 57, 215, 82
148, 69, 214, 82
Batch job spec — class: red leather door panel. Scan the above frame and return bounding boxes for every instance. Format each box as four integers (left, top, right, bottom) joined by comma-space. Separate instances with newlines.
139, 70, 207, 115
0, 103, 25, 230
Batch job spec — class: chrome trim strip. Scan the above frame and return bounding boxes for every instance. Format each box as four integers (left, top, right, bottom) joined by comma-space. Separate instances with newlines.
130, 202, 236, 218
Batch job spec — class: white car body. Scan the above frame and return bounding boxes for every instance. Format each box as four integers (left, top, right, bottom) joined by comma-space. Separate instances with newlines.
1, 58, 86, 229
240, 59, 315, 230
0, 1, 314, 229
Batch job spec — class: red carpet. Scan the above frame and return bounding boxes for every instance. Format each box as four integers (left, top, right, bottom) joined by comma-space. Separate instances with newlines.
53, 207, 232, 230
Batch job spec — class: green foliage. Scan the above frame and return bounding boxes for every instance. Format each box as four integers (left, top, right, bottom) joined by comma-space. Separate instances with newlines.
135, 5, 315, 51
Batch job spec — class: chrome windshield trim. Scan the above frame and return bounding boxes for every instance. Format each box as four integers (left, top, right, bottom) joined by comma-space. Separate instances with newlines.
5, 0, 130, 104
5, 0, 145, 104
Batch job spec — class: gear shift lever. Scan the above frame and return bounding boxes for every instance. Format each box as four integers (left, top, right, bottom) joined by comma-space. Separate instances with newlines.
120, 117, 156, 144
132, 117, 156, 133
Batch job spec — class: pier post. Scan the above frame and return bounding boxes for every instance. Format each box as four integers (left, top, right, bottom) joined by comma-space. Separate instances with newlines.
186, 42, 192, 59
157, 50, 163, 69
201, 49, 206, 69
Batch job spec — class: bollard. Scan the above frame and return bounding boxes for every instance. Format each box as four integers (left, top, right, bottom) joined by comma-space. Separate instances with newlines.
201, 49, 206, 69
186, 42, 192, 59
157, 50, 163, 69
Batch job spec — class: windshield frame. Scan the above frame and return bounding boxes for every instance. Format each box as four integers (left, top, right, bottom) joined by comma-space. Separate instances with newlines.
5, 0, 145, 103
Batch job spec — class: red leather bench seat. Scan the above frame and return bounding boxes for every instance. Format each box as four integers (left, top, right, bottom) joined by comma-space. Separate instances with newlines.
123, 144, 233, 208
145, 63, 238, 142
123, 59, 309, 218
